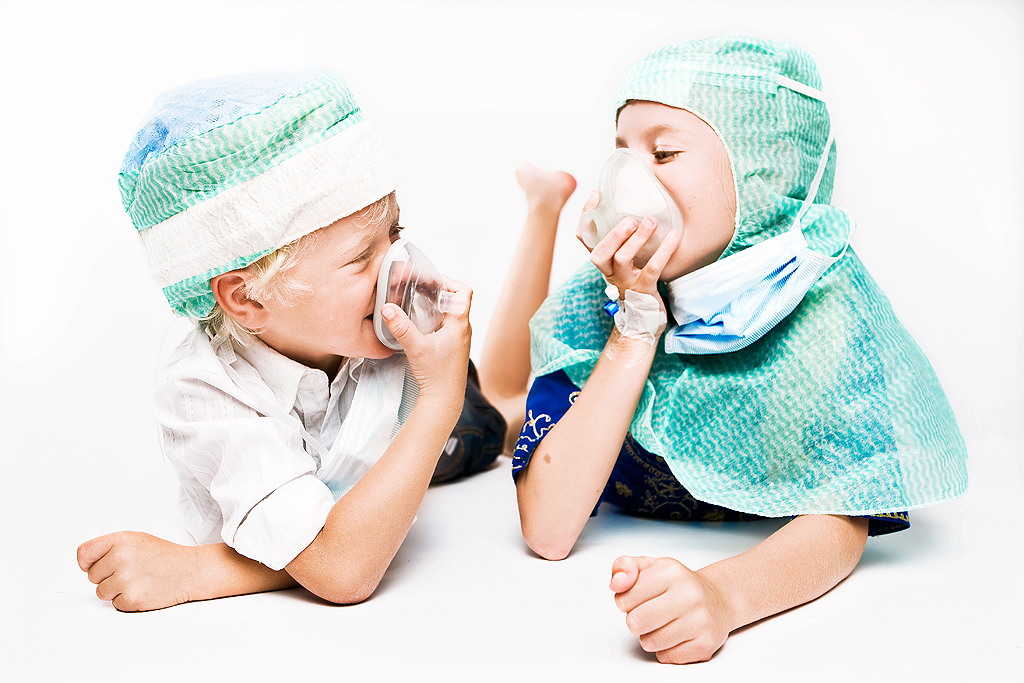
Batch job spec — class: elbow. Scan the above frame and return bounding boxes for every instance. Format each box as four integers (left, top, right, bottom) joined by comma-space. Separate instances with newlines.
314, 574, 382, 606
284, 529, 393, 605
323, 590, 373, 606
521, 519, 576, 561
516, 482, 582, 561
828, 514, 869, 575
842, 515, 870, 571
292, 562, 385, 606
527, 540, 572, 562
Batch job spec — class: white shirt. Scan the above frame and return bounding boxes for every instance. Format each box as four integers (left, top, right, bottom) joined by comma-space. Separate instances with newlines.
154, 327, 363, 570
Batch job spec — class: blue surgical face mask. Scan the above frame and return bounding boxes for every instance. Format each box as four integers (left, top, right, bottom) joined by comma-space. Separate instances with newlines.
663, 75, 854, 356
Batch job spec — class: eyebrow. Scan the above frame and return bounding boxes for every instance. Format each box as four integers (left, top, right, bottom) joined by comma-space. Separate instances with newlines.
341, 206, 402, 265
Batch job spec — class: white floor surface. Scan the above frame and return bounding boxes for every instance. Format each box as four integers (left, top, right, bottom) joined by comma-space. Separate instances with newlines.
2, 1, 1022, 681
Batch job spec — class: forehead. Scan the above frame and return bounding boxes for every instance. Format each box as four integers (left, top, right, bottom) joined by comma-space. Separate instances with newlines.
308, 194, 400, 253
615, 101, 718, 143
348, 193, 399, 230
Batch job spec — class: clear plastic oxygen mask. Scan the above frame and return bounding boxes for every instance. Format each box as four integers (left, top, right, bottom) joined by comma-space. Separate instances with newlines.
578, 148, 684, 266
373, 238, 468, 350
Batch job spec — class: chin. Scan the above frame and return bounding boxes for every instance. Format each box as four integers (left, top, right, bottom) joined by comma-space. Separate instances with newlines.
663, 252, 715, 281
660, 262, 689, 282
360, 337, 399, 360
359, 318, 399, 359
365, 346, 398, 360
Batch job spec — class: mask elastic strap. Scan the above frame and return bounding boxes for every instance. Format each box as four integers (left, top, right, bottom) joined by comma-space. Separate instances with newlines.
777, 74, 857, 260
776, 75, 834, 232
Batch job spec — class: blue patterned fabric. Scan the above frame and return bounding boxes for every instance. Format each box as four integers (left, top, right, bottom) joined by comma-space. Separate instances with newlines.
120, 69, 325, 176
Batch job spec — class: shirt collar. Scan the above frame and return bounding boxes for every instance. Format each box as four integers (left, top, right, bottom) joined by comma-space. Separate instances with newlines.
221, 335, 359, 412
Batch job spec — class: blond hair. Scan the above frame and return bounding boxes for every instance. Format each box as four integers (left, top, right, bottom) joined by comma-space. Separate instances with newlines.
202, 193, 397, 348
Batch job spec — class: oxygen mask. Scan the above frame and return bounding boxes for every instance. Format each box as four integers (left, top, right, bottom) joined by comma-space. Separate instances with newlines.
373, 238, 468, 350
578, 148, 683, 266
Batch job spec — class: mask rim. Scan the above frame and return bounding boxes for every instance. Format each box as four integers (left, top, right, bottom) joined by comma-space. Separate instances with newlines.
616, 99, 741, 268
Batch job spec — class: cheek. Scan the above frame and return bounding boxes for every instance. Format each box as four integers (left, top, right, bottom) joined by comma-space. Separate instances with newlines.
713, 151, 737, 220
658, 163, 710, 216
340, 272, 379, 320
651, 166, 688, 215
681, 157, 736, 240
657, 177, 737, 279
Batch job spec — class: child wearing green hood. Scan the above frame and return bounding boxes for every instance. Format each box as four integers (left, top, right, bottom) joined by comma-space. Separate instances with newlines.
485, 37, 968, 664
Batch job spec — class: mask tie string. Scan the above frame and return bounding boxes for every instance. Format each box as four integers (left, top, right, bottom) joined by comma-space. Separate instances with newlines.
776, 74, 855, 257
776, 74, 834, 232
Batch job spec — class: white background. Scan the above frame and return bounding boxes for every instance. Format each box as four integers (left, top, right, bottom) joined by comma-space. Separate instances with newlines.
1, 1, 1021, 681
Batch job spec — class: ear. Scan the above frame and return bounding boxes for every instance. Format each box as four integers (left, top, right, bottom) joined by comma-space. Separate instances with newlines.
210, 271, 269, 331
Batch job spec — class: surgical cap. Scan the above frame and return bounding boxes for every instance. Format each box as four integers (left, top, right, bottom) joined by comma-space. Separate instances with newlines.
528, 37, 968, 518
119, 68, 398, 317
615, 36, 847, 259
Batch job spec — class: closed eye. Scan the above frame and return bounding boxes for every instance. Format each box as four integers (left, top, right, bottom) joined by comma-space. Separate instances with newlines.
347, 250, 373, 266
345, 224, 405, 267
653, 149, 681, 162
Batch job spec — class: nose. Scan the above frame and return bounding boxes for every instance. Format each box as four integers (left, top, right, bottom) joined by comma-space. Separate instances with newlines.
368, 245, 393, 314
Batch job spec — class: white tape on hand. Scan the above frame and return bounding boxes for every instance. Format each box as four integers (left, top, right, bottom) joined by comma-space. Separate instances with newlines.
610, 289, 665, 345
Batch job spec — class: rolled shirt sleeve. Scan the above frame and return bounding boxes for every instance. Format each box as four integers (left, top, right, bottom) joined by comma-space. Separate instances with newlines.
156, 350, 337, 570
232, 473, 335, 570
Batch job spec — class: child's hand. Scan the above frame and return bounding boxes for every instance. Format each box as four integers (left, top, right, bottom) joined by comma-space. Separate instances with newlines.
77, 531, 197, 612
381, 278, 472, 414
610, 555, 733, 664
577, 191, 680, 302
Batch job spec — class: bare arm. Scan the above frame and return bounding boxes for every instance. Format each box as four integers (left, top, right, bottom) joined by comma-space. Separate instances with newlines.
80, 284, 471, 610
284, 391, 462, 603
278, 286, 471, 604
517, 330, 656, 559
611, 515, 870, 664
78, 389, 457, 610
516, 215, 679, 560
478, 167, 575, 451
701, 515, 869, 629
77, 533, 298, 612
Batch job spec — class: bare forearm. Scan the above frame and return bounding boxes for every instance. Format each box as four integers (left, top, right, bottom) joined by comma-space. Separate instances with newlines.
699, 515, 869, 631
285, 394, 459, 603
193, 543, 298, 600
517, 332, 656, 560
479, 206, 559, 404
190, 403, 449, 607
78, 531, 297, 612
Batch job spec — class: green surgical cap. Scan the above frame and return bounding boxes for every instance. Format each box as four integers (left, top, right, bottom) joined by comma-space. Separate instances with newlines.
529, 37, 968, 517
119, 68, 398, 318
615, 35, 846, 259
